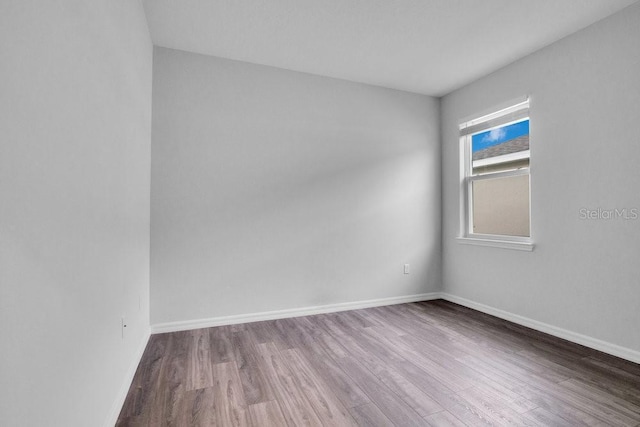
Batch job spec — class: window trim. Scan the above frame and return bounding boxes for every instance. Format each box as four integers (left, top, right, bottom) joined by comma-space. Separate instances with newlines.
456, 236, 534, 251
458, 98, 534, 251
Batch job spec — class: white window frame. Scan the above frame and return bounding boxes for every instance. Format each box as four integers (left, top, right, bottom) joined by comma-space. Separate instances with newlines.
457, 97, 534, 251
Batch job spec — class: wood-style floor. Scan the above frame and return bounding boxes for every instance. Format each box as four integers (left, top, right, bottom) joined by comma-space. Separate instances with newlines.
117, 300, 640, 426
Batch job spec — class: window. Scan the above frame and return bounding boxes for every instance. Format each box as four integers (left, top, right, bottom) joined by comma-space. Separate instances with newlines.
458, 98, 533, 250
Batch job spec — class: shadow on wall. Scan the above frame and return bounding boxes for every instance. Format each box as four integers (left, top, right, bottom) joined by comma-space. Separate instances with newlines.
152, 147, 439, 318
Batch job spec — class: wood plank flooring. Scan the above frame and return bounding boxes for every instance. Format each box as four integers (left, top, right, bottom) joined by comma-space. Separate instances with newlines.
117, 300, 640, 426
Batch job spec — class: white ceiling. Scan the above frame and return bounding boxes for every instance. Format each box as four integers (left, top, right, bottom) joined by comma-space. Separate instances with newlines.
142, 0, 638, 96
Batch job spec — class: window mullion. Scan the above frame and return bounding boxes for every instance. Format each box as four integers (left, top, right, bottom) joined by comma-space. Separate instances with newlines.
469, 167, 529, 182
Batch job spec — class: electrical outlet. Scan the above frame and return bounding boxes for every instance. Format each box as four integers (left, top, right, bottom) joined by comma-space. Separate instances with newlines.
121, 316, 127, 339
404, 263, 410, 274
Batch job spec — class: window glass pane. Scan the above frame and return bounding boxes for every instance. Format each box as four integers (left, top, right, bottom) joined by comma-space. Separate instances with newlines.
472, 174, 530, 237
472, 120, 529, 175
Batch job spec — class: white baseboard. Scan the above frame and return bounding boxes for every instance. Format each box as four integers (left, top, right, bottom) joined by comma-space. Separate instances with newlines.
151, 292, 441, 334
441, 293, 640, 365
104, 328, 151, 427
151, 291, 640, 364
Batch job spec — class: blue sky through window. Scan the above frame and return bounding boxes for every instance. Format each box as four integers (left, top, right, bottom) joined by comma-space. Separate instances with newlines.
472, 120, 529, 152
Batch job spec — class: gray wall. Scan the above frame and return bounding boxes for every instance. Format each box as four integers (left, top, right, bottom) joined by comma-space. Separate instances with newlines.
0, 1, 152, 426
151, 47, 441, 324
442, 3, 640, 353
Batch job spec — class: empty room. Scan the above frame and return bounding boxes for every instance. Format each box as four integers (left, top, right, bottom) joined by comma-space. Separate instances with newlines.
2, 0, 640, 426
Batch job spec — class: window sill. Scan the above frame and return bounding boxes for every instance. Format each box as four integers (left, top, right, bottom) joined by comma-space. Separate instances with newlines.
456, 237, 534, 251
